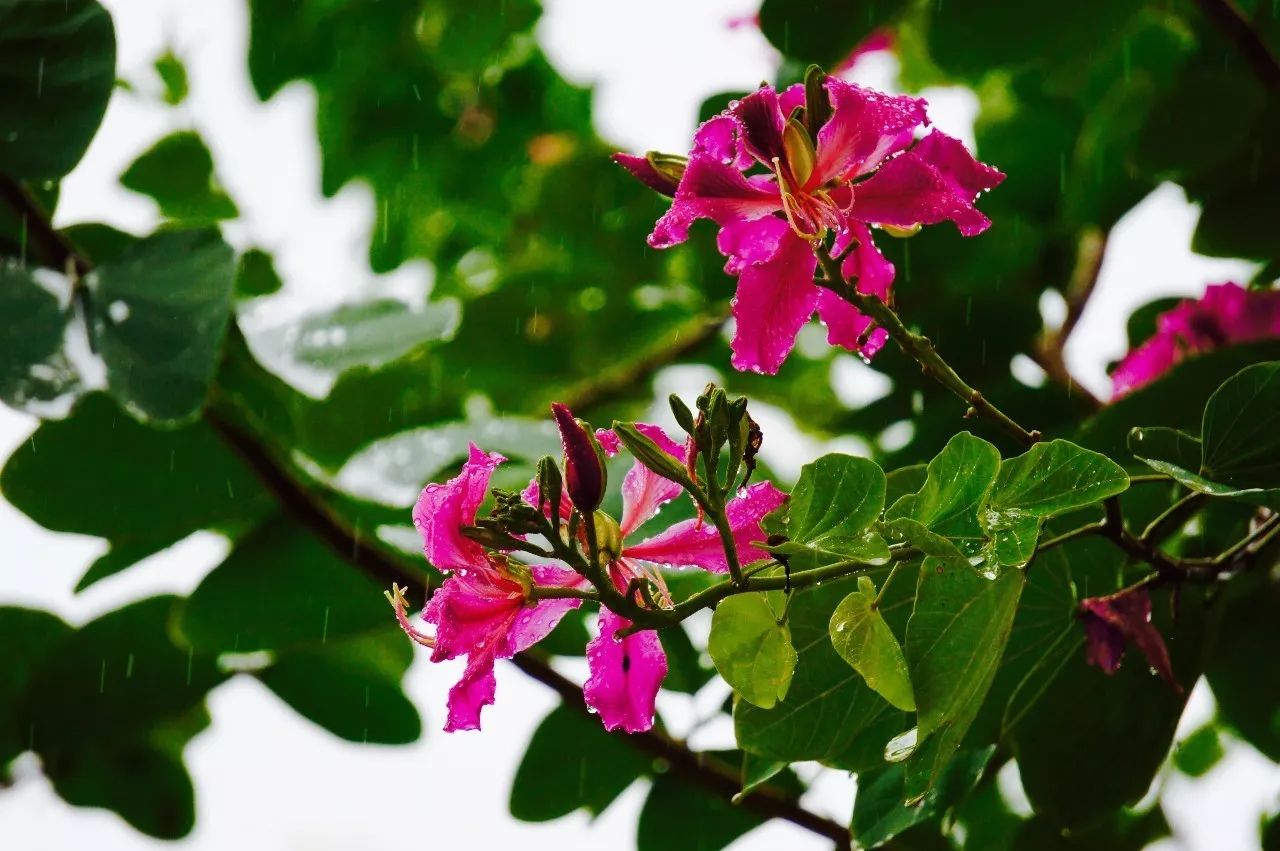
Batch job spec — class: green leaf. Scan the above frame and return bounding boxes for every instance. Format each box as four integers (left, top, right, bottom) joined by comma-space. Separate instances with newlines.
0, 0, 116, 179
509, 704, 649, 822
735, 753, 787, 803
255, 629, 421, 745
829, 574, 915, 711
904, 555, 1024, 800
983, 439, 1130, 566
887, 432, 1001, 555
660, 623, 715, 695
735, 570, 910, 771
1207, 582, 1280, 761
708, 592, 797, 709
1129, 426, 1280, 506
637, 752, 796, 851
757, 0, 904, 65
852, 746, 993, 849
1, 393, 273, 588
154, 50, 188, 105
234, 248, 282, 298
0, 607, 71, 765
87, 228, 236, 422
120, 131, 238, 221
1201, 361, 1280, 489
179, 519, 390, 653
1172, 723, 1223, 778
764, 453, 890, 569
0, 260, 78, 414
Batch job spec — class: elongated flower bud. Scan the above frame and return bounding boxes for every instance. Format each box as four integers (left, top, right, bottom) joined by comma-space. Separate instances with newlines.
552, 403, 608, 512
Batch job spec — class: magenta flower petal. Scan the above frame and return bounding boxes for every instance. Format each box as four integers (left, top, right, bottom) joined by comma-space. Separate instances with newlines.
618, 424, 688, 538
584, 609, 668, 733
732, 86, 789, 167
623, 481, 787, 573
612, 153, 680, 197
413, 443, 505, 572
852, 130, 1004, 237
814, 80, 926, 184
692, 114, 752, 170
815, 222, 895, 359
443, 652, 498, 733
425, 570, 524, 663
649, 152, 781, 249
595, 427, 622, 457
510, 566, 586, 653
727, 220, 820, 374
1079, 588, 1180, 692
1111, 283, 1280, 399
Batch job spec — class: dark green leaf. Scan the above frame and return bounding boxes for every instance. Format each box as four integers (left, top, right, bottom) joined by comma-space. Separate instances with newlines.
0, 0, 116, 179
852, 746, 993, 849
830, 574, 915, 711
1201, 361, 1280, 489
509, 703, 649, 822
904, 556, 1023, 799
120, 131, 238, 221
708, 592, 796, 709
1172, 723, 1223, 777
234, 248, 282, 298
0, 260, 78, 414
757, 0, 903, 65
256, 629, 420, 744
87, 228, 236, 422
0, 606, 71, 765
179, 519, 390, 653
1207, 582, 1280, 761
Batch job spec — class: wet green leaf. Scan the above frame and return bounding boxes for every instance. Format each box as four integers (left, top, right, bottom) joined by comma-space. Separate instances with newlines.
764, 453, 889, 569
709, 592, 797, 709
829, 574, 915, 711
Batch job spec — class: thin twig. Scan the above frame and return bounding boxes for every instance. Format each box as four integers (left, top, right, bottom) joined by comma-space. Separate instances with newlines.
1034, 228, 1107, 409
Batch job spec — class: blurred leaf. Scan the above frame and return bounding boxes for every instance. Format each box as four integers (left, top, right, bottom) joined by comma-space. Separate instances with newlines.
735, 568, 910, 770
660, 623, 715, 696
154, 50, 188, 105
0, 0, 116, 179
830, 574, 915, 711
510, 703, 649, 822
1, 393, 273, 587
709, 592, 796, 710
120, 131, 238, 221
1172, 723, 1223, 777
1011, 807, 1171, 851
179, 519, 390, 653
1207, 581, 1280, 761
0, 260, 78, 414
0, 606, 71, 765
757, 0, 904, 65
256, 629, 420, 744
87, 228, 236, 422
637, 752, 799, 851
853, 746, 993, 849
234, 248, 282, 298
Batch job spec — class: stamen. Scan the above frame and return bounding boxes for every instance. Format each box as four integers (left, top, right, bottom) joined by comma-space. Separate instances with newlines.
385, 583, 437, 649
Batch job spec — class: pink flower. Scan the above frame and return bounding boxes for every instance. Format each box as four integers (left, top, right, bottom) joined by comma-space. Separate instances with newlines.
398, 444, 586, 731
569, 418, 787, 732
616, 78, 1003, 374
1111, 283, 1280, 399
1079, 587, 1181, 693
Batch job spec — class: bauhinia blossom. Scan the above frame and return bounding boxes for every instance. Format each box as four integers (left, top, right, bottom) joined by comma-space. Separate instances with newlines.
1079, 587, 1181, 693
615, 76, 1003, 374
1110, 282, 1280, 399
393, 412, 785, 734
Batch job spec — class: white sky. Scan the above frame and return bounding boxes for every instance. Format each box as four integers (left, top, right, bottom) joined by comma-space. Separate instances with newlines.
0, 0, 1275, 849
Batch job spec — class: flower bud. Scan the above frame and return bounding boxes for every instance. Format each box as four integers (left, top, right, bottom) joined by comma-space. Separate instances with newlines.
611, 151, 686, 198
612, 421, 694, 488
803, 64, 831, 139
552, 403, 608, 512
782, 118, 816, 186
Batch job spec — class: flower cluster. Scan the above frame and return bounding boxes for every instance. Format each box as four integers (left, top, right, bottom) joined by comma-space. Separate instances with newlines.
615, 73, 1003, 374
391, 403, 784, 733
1111, 282, 1280, 399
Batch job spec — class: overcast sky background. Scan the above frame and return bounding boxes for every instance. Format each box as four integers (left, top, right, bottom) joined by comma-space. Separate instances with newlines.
1, 0, 1276, 848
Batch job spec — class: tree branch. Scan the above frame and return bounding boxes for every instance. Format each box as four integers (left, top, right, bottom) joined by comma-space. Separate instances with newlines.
0, 177, 851, 848
1194, 0, 1280, 90
813, 244, 1041, 448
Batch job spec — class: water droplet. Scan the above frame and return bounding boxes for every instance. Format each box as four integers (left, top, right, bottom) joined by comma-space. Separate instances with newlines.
108, 301, 130, 323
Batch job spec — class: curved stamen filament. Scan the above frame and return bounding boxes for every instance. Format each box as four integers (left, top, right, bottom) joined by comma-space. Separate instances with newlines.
386, 583, 437, 649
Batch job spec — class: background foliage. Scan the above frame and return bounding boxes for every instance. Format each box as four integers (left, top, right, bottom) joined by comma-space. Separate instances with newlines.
1, 0, 1278, 848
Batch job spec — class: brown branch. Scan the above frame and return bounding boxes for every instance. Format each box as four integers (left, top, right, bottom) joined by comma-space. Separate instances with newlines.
1194, 0, 1280, 90
1035, 228, 1107, 410
0, 176, 851, 848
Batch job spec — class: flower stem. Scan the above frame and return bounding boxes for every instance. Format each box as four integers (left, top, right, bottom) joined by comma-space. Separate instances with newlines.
813, 244, 1041, 448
